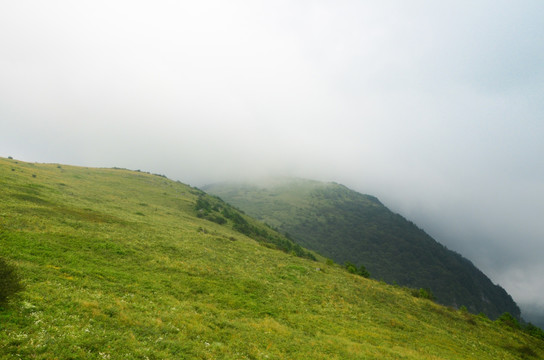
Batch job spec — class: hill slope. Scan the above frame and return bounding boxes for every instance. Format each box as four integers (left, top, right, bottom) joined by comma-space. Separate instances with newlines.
1, 158, 542, 359
203, 178, 520, 320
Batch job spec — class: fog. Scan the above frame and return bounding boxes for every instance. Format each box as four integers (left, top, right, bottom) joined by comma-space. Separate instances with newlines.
1, 1, 543, 326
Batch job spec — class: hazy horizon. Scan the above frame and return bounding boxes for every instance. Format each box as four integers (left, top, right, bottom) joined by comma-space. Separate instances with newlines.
2, 1, 543, 326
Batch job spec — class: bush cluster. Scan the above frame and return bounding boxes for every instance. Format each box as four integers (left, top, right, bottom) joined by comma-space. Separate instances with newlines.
525, 322, 544, 340
494, 312, 544, 340
344, 261, 370, 278
407, 287, 435, 301
194, 195, 315, 260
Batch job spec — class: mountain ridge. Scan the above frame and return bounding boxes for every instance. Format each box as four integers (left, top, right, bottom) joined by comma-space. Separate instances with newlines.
203, 177, 521, 320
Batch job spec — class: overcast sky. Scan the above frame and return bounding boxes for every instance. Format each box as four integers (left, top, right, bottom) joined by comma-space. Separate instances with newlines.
1, 0, 543, 325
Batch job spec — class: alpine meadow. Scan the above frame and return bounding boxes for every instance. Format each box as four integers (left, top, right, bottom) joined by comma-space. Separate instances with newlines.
1, 157, 544, 359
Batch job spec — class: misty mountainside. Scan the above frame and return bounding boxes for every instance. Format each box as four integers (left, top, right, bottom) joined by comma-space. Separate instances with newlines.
203, 178, 520, 320
2, 157, 543, 359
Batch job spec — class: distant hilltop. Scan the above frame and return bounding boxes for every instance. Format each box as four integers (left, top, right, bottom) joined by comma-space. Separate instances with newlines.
204, 177, 521, 320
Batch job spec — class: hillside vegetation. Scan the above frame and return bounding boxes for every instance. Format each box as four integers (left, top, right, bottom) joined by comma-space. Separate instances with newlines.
203, 178, 520, 320
1, 158, 543, 359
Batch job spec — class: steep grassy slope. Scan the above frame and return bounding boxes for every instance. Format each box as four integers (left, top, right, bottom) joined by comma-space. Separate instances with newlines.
204, 178, 520, 320
1, 158, 543, 359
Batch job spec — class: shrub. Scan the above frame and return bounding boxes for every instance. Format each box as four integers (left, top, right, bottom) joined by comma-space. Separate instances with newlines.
525, 323, 544, 340
0, 257, 23, 307
496, 312, 521, 330
344, 261, 370, 277
344, 261, 358, 274
409, 288, 435, 301
358, 264, 370, 278
195, 196, 211, 212
419, 288, 435, 301
208, 214, 227, 225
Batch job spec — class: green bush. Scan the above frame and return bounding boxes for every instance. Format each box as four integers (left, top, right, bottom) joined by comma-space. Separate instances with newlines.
409, 287, 435, 301
0, 257, 23, 307
345, 261, 358, 274
496, 312, 521, 330
420, 288, 435, 300
344, 261, 370, 277
525, 323, 544, 340
358, 264, 370, 278
195, 196, 211, 212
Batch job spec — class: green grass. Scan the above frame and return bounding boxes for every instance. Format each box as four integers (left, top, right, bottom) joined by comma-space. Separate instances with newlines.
1, 158, 543, 359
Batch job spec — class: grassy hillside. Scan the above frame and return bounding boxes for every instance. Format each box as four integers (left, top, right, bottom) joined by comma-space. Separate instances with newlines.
203, 178, 521, 320
1, 158, 543, 359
